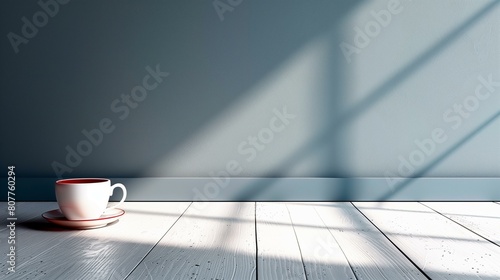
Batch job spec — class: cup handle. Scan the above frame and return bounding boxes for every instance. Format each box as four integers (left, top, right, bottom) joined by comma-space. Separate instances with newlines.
107, 183, 127, 210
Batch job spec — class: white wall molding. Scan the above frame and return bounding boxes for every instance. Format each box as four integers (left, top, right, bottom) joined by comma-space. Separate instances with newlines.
4, 177, 500, 201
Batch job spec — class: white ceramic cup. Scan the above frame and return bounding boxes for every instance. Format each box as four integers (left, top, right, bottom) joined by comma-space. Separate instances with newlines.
55, 178, 127, 220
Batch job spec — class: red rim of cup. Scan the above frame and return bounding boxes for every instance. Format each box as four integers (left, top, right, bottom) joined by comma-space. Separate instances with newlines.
56, 178, 109, 184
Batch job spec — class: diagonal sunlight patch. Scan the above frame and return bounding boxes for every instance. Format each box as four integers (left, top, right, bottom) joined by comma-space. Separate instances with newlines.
144, 34, 333, 177
355, 202, 500, 278
80, 202, 191, 245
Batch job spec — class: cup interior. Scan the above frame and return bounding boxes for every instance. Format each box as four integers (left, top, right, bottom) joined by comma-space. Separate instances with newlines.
57, 178, 108, 184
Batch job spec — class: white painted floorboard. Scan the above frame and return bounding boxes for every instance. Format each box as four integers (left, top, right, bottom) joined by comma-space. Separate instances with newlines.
256, 202, 306, 280
286, 203, 356, 280
422, 202, 500, 246
127, 202, 256, 280
2, 202, 190, 280
355, 202, 500, 280
314, 202, 427, 280
3, 202, 499, 280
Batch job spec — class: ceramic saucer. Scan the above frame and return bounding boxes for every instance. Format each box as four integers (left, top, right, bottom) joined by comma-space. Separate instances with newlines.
42, 208, 125, 229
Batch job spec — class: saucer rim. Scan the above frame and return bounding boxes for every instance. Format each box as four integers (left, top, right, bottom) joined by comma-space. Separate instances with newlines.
42, 208, 125, 222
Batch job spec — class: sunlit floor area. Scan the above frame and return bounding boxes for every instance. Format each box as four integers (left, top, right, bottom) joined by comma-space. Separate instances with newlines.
2, 201, 500, 279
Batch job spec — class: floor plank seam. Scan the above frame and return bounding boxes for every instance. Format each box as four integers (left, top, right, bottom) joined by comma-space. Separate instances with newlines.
350, 202, 432, 280
313, 204, 359, 280
123, 202, 193, 280
418, 202, 500, 248
285, 203, 309, 280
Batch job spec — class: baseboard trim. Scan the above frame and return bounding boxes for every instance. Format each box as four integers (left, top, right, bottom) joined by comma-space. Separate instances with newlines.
3, 177, 500, 201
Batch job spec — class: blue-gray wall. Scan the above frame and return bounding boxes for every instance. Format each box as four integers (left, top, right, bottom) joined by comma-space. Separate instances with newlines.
1, 0, 499, 200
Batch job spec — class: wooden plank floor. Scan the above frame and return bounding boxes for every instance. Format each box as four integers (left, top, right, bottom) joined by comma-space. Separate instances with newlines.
1, 202, 499, 279
354, 202, 500, 280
